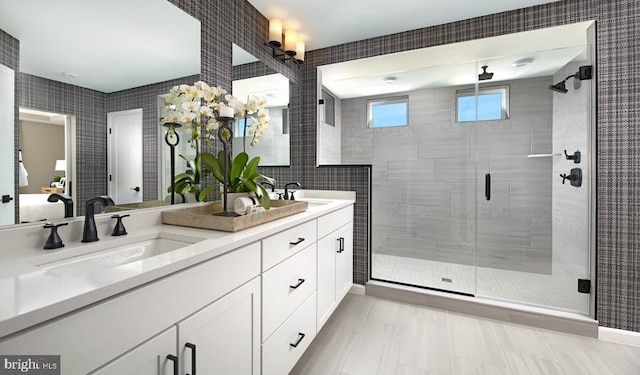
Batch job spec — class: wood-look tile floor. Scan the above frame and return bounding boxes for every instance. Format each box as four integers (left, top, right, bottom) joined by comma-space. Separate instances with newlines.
291, 294, 640, 375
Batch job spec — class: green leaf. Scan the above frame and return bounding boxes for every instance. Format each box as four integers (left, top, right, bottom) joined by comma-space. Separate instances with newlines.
197, 184, 216, 202
231, 152, 249, 182
256, 184, 271, 210
174, 181, 191, 195
244, 156, 260, 178
201, 153, 224, 182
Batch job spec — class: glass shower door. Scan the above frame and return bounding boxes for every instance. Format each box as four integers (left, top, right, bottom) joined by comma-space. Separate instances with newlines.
474, 46, 593, 314
370, 62, 478, 296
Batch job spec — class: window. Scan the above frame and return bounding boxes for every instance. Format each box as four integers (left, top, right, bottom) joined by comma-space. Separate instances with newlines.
321, 89, 335, 126
367, 96, 408, 128
235, 117, 251, 137
456, 85, 510, 122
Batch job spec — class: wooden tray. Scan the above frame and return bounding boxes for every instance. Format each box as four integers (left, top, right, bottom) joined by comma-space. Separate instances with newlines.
161, 200, 309, 232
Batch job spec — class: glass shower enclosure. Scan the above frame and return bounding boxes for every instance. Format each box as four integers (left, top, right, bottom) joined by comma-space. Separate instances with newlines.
369, 42, 595, 315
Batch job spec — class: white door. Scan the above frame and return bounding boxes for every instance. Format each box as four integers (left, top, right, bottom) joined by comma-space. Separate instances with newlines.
0, 64, 15, 226
108, 109, 143, 204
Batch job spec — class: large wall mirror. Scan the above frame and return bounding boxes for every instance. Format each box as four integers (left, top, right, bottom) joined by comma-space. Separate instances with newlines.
0, 0, 200, 226
231, 44, 291, 167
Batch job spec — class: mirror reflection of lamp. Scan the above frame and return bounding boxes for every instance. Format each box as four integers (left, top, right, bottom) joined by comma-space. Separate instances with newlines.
18, 149, 29, 187
54, 159, 66, 187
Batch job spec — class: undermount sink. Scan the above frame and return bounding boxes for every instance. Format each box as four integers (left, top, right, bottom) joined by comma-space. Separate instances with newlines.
27, 232, 205, 277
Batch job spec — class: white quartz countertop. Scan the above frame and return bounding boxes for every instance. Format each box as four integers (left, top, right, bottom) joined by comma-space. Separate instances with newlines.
0, 192, 355, 338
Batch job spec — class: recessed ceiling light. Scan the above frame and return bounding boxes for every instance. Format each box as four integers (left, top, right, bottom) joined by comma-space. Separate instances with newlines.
512, 58, 534, 68
383, 76, 397, 84
62, 72, 78, 78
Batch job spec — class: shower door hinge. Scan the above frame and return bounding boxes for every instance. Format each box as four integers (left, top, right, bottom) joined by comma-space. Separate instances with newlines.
578, 279, 591, 294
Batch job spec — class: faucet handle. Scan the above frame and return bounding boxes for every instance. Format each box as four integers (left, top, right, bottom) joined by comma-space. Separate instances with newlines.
43, 222, 69, 250
111, 214, 130, 236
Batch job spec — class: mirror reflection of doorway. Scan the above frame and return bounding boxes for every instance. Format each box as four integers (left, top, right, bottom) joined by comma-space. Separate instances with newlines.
0, 63, 15, 226
18, 108, 75, 222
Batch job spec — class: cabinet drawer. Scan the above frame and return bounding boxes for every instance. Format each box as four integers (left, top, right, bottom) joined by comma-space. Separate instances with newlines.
318, 205, 353, 239
262, 293, 317, 375
262, 243, 317, 340
262, 219, 317, 271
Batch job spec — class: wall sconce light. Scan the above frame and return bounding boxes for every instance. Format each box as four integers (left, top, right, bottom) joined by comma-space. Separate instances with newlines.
266, 19, 304, 68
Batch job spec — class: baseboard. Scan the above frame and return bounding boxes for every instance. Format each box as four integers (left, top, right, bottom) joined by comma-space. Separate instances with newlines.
349, 284, 366, 295
366, 280, 599, 338
599, 327, 640, 347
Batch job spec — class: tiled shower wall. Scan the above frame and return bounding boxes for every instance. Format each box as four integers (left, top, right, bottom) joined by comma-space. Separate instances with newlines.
552, 60, 591, 272
341, 77, 553, 275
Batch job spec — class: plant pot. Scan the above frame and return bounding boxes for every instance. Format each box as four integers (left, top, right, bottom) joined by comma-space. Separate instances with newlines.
221, 192, 249, 213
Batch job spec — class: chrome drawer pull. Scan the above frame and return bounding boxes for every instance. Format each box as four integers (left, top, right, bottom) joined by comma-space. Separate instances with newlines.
289, 237, 305, 246
289, 278, 305, 289
290, 332, 306, 348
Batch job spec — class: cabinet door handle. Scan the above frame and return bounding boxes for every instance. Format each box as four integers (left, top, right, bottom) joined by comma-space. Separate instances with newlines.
289, 332, 306, 348
289, 237, 305, 246
337, 237, 345, 253
186, 342, 196, 375
289, 278, 305, 289
166, 354, 178, 375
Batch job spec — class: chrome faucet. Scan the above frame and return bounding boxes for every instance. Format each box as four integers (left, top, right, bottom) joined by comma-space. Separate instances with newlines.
284, 182, 301, 200
82, 196, 115, 243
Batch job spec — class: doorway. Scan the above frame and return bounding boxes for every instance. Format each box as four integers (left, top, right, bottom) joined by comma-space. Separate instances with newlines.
107, 108, 143, 205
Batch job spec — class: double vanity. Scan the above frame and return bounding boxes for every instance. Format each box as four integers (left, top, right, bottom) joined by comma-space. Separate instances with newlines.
0, 190, 355, 374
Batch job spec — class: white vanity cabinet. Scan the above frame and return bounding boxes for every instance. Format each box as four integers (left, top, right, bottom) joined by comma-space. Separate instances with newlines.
317, 206, 354, 330
0, 242, 261, 375
0, 196, 355, 375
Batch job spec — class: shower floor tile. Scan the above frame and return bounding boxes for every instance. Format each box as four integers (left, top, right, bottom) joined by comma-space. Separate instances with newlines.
372, 254, 587, 313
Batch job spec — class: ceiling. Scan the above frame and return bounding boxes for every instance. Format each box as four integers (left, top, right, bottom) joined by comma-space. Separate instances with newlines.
0, 0, 200, 93
0, 0, 562, 93
320, 22, 592, 99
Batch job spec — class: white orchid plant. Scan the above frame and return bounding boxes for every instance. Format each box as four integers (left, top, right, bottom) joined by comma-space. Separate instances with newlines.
160, 81, 270, 150
160, 81, 274, 207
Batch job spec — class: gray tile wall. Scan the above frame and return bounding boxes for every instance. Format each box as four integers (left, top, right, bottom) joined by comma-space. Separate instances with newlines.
341, 77, 553, 275
552, 61, 590, 269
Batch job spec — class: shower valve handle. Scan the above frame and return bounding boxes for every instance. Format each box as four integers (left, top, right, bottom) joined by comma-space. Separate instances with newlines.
560, 168, 582, 187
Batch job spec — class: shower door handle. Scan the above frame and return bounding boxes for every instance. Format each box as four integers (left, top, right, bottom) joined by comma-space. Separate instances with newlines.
485, 173, 491, 201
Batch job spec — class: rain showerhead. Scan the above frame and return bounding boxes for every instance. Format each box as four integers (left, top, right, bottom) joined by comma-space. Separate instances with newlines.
478, 65, 494, 81
548, 65, 593, 94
